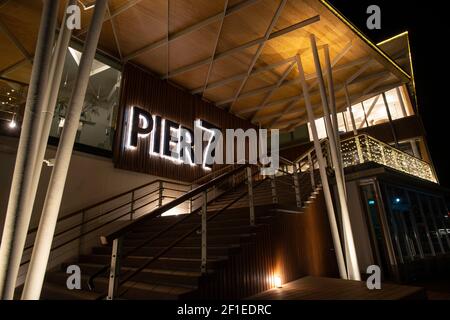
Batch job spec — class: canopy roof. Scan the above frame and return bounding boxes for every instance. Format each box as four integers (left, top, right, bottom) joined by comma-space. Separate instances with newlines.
0, 0, 412, 130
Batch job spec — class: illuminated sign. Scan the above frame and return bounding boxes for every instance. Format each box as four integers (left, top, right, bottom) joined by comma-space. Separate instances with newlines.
125, 106, 280, 175
126, 106, 219, 171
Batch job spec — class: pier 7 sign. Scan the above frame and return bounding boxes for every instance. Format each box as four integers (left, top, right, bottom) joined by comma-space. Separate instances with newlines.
125, 106, 279, 175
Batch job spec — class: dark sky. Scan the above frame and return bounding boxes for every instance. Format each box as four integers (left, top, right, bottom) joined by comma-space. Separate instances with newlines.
328, 0, 450, 188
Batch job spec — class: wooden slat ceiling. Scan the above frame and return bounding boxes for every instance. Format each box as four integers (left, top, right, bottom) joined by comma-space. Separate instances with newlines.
0, 0, 412, 131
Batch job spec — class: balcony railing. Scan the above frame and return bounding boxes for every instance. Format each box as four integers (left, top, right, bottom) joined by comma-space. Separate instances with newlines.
340, 134, 437, 183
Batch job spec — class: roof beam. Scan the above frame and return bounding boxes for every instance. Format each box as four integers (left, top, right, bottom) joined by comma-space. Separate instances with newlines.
233, 53, 363, 113
191, 56, 296, 94
0, 0, 10, 9
253, 69, 391, 124
162, 15, 320, 80
124, 0, 262, 62
250, 61, 296, 122
228, 0, 288, 112
77, 0, 145, 35
201, 0, 229, 96
106, 3, 122, 59
0, 58, 30, 77
237, 41, 352, 121
0, 18, 33, 62
224, 47, 410, 110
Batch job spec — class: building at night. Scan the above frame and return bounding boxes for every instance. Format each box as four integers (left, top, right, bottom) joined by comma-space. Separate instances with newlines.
0, 0, 448, 300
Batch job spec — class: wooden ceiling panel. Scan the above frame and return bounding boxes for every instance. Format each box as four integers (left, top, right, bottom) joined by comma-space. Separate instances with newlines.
203, 81, 241, 102
168, 22, 221, 71
217, 0, 278, 53
133, 45, 168, 76
170, 64, 209, 91
97, 20, 119, 58
232, 91, 267, 110
5, 64, 32, 84
169, 0, 226, 33
267, 82, 300, 103
0, 0, 41, 56
114, 0, 167, 55
207, 46, 258, 83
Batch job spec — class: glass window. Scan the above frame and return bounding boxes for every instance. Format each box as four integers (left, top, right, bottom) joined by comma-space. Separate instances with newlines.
384, 88, 411, 120
302, 86, 414, 143
49, 46, 121, 152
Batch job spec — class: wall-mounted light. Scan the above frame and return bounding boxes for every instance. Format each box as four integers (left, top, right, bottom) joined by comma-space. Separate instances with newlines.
9, 113, 17, 129
274, 275, 282, 288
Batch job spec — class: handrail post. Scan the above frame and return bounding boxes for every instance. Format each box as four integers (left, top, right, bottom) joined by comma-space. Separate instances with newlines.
189, 185, 193, 213
107, 236, 123, 300
201, 191, 207, 274
158, 181, 163, 207
246, 167, 255, 226
308, 153, 315, 189
130, 190, 135, 221
270, 175, 278, 204
293, 163, 302, 208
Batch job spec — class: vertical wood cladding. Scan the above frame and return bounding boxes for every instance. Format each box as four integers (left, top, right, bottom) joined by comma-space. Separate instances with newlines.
113, 64, 253, 182
190, 190, 339, 299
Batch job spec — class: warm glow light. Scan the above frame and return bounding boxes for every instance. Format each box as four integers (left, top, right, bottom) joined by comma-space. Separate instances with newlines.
9, 120, 16, 129
274, 275, 282, 288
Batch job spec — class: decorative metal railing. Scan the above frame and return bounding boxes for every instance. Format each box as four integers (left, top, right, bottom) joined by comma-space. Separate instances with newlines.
340, 134, 437, 183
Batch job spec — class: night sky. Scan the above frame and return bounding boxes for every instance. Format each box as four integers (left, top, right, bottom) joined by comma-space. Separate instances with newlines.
328, 0, 450, 188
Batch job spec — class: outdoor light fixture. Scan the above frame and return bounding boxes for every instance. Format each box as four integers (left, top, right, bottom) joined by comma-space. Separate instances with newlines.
274, 275, 282, 288
395, 198, 401, 204
9, 113, 16, 129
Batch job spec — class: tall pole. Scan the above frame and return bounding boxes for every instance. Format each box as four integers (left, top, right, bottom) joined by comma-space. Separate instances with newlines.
324, 45, 346, 197
0, 0, 59, 300
21, 0, 108, 300
296, 54, 348, 280
382, 92, 399, 148
396, 87, 418, 156
310, 34, 360, 281
344, 85, 357, 135
28, 0, 76, 223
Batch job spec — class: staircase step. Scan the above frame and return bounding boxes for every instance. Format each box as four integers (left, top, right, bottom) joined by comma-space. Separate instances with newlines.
79, 254, 227, 272
92, 244, 240, 258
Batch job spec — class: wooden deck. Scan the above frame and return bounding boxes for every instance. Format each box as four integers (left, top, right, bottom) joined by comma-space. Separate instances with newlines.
249, 276, 426, 300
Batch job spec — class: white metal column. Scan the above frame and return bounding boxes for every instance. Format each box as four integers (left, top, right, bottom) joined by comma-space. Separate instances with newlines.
296, 53, 348, 280
344, 85, 357, 135
21, 0, 108, 300
310, 34, 360, 281
28, 0, 76, 234
0, 0, 59, 300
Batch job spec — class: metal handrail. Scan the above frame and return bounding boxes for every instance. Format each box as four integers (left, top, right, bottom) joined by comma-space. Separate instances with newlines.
100, 164, 249, 244
21, 178, 191, 267
91, 156, 324, 299
89, 166, 263, 296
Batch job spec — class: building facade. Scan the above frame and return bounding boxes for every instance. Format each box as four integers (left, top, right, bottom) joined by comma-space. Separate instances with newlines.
0, 0, 448, 300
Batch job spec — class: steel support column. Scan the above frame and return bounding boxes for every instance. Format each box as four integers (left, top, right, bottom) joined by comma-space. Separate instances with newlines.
21, 0, 108, 300
0, 0, 59, 300
296, 53, 348, 280
310, 34, 360, 281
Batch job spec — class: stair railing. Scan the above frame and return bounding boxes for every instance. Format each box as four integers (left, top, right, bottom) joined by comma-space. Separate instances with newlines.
91, 164, 259, 299
20, 178, 191, 272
